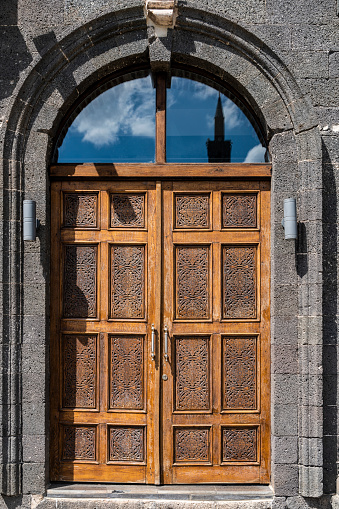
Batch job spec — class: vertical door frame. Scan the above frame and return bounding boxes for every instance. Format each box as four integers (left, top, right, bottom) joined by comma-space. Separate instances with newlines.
49, 71, 271, 484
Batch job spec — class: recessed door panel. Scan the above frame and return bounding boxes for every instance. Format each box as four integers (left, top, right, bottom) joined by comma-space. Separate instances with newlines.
109, 335, 145, 411
174, 336, 211, 412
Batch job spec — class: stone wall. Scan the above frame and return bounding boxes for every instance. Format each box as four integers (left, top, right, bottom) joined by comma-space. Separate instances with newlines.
0, 0, 338, 507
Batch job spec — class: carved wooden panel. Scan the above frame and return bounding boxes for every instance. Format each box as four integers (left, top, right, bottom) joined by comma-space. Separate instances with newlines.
110, 335, 144, 410
111, 193, 145, 228
111, 245, 145, 319
62, 334, 97, 409
174, 428, 210, 463
62, 425, 96, 461
63, 245, 97, 318
63, 193, 97, 228
175, 337, 209, 411
223, 246, 256, 319
175, 194, 210, 229
222, 428, 257, 462
223, 336, 256, 410
109, 427, 144, 462
223, 194, 257, 228
176, 246, 209, 319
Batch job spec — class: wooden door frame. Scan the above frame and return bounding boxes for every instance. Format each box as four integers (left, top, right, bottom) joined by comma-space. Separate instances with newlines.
49, 71, 271, 483
50, 163, 271, 180
49, 172, 271, 482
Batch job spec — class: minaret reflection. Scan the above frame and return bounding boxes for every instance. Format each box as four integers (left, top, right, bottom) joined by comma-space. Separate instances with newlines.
206, 93, 232, 162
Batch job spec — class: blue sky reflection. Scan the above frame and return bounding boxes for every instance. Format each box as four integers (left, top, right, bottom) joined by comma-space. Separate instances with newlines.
167, 78, 266, 163
58, 76, 156, 163
57, 75, 266, 163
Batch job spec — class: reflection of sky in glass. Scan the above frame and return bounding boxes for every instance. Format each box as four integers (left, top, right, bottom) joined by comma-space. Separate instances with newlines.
167, 78, 266, 163
58, 76, 156, 163
57, 75, 266, 164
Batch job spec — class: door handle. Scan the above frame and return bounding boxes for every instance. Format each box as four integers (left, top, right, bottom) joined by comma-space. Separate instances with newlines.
151, 324, 156, 361
164, 325, 169, 361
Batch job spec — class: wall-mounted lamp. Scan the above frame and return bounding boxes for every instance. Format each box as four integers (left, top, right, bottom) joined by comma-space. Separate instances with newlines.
23, 200, 40, 241
281, 198, 297, 240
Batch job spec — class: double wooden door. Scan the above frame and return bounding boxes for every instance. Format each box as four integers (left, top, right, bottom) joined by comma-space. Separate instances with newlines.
50, 178, 270, 484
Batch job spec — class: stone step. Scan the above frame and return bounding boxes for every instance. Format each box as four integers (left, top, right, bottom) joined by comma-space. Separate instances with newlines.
38, 499, 273, 509
36, 484, 273, 509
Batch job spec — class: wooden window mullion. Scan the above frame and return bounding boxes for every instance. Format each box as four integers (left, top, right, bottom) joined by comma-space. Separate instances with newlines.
155, 73, 167, 164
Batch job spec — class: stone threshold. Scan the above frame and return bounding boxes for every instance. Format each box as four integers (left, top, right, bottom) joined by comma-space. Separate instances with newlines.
46, 483, 274, 502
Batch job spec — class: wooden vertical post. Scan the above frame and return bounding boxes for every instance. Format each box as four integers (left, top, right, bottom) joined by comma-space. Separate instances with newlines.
155, 73, 167, 164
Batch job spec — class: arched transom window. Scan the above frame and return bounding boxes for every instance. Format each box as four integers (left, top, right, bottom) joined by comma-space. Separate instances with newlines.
55, 71, 268, 164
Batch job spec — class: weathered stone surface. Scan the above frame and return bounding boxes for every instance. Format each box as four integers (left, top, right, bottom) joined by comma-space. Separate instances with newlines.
272, 345, 298, 374
272, 437, 298, 464
22, 436, 46, 464
272, 404, 298, 437
22, 463, 46, 495
35, 498, 274, 509
0, 0, 337, 503
273, 465, 299, 497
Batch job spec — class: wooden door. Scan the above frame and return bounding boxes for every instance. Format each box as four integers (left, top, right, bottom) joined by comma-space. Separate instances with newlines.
50, 180, 161, 482
162, 180, 270, 484
50, 177, 270, 484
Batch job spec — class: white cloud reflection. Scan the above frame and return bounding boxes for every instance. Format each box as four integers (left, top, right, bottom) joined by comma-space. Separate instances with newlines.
244, 144, 266, 163
171, 79, 245, 132
192, 81, 218, 100
72, 77, 155, 147
222, 99, 245, 130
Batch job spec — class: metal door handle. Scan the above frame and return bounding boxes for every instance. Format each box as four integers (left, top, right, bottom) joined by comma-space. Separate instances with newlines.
151, 324, 156, 361
164, 325, 169, 361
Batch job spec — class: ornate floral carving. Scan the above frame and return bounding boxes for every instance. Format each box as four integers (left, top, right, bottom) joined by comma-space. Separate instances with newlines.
176, 337, 209, 410
109, 427, 144, 462
111, 245, 145, 319
176, 246, 209, 319
110, 336, 144, 409
63, 193, 97, 228
63, 245, 97, 318
222, 428, 257, 462
175, 194, 209, 229
223, 246, 256, 319
223, 336, 256, 409
63, 334, 96, 408
62, 426, 96, 460
111, 194, 145, 228
223, 194, 257, 228
175, 428, 210, 462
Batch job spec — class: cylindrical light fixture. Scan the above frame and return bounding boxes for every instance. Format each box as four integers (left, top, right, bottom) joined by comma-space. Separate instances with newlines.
23, 200, 37, 241
282, 198, 297, 240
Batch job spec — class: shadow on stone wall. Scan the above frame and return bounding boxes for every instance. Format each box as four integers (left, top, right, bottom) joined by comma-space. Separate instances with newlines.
322, 139, 338, 494
296, 222, 308, 278
0, 0, 32, 101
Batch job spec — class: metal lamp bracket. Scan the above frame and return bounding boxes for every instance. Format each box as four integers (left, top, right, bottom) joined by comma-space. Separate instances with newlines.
23, 200, 40, 241
282, 198, 297, 240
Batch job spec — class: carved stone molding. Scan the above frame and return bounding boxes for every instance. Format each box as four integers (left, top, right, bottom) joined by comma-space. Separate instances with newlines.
145, 0, 177, 37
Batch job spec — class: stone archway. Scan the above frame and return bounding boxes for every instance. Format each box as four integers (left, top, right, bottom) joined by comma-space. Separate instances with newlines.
1, 3, 322, 501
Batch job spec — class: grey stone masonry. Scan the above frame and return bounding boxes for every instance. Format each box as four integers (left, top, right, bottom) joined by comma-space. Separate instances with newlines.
0, 0, 338, 507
